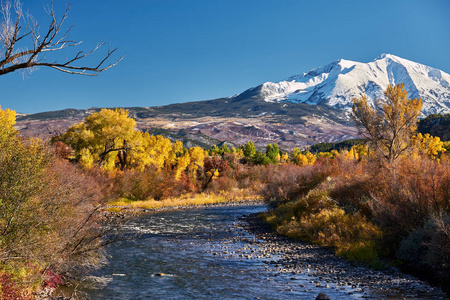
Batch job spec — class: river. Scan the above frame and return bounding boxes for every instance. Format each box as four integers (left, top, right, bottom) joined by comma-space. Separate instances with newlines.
67, 205, 446, 300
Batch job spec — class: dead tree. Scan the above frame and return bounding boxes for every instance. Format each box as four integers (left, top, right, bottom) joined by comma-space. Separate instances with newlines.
0, 0, 123, 76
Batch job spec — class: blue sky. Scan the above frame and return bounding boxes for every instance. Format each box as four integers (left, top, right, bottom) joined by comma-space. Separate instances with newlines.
2, 0, 450, 114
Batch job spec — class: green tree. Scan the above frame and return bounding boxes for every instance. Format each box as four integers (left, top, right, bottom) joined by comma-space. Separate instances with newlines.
352, 83, 422, 163
242, 141, 256, 160
266, 143, 280, 163
253, 151, 271, 166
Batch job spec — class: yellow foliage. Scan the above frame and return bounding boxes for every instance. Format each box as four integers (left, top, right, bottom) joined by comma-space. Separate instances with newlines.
173, 140, 184, 156
344, 145, 370, 160
293, 151, 316, 166
412, 133, 446, 159
175, 152, 190, 180
136, 133, 174, 171
188, 147, 205, 171
79, 148, 94, 169
62, 108, 139, 170
0, 106, 17, 144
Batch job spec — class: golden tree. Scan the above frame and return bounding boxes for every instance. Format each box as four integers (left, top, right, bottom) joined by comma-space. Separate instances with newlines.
0, 105, 17, 143
412, 133, 446, 159
61, 108, 140, 170
352, 83, 422, 163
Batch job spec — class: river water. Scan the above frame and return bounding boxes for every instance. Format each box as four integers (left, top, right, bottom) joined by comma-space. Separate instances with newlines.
72, 205, 446, 300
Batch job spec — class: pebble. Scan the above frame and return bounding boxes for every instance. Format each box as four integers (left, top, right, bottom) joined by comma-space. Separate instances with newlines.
235, 213, 448, 299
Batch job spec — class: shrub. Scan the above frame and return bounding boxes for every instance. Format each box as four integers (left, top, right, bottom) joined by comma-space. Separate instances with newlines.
261, 163, 330, 207
0, 271, 30, 300
0, 140, 125, 293
116, 167, 196, 201
328, 158, 375, 215
397, 213, 450, 284
205, 176, 238, 193
266, 200, 382, 267
369, 156, 450, 255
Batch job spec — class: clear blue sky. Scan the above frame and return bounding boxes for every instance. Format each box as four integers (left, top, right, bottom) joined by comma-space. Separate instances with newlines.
2, 0, 450, 114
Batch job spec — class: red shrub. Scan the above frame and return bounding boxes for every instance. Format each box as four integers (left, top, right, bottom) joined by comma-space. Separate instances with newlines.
42, 269, 64, 289
0, 273, 30, 300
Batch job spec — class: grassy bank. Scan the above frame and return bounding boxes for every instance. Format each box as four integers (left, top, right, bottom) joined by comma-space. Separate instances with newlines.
108, 189, 263, 211
260, 187, 384, 269
258, 156, 450, 291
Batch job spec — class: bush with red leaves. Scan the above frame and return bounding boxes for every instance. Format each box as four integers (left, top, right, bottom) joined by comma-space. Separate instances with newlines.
0, 273, 30, 300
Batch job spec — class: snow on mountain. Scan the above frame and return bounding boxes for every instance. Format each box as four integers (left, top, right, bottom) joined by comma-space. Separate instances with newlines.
247, 54, 450, 115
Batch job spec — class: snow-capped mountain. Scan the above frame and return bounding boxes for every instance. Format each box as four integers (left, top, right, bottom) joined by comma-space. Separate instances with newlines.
239, 54, 450, 115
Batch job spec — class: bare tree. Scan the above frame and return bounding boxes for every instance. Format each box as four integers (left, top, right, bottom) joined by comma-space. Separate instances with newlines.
0, 0, 123, 76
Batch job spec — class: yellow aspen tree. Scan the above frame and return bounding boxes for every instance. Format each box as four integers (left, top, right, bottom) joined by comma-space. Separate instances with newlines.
79, 148, 94, 169
352, 83, 422, 163
293, 151, 316, 166
175, 152, 190, 180
126, 132, 150, 171
188, 147, 205, 183
61, 108, 140, 170
0, 106, 17, 144
167, 140, 185, 171
146, 135, 174, 170
412, 133, 446, 159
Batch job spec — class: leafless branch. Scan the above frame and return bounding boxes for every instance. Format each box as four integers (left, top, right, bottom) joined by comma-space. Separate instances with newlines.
0, 0, 123, 76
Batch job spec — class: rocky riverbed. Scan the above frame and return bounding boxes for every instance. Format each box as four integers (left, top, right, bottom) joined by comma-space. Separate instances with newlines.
234, 213, 448, 300
52, 205, 448, 300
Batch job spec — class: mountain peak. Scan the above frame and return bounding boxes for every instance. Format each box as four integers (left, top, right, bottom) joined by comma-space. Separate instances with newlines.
240, 54, 450, 115
377, 53, 400, 60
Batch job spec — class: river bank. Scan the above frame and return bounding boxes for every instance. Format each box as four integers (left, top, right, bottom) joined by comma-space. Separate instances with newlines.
108, 197, 265, 213
240, 212, 448, 300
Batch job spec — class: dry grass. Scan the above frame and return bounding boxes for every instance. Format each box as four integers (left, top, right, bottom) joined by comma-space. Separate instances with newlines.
108, 189, 262, 211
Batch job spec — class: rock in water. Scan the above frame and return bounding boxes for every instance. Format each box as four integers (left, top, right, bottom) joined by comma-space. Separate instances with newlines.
316, 293, 331, 300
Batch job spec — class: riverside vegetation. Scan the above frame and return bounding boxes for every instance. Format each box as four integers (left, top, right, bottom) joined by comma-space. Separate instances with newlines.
0, 84, 449, 298
261, 84, 450, 294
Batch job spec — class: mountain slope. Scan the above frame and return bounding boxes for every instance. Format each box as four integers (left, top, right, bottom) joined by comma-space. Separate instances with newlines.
16, 99, 357, 150
16, 54, 449, 149
241, 54, 450, 115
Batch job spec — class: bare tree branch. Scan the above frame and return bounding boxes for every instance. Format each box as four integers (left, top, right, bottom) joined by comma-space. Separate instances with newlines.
0, 0, 123, 77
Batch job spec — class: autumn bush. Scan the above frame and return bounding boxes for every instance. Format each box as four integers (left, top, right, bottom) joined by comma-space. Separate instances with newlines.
397, 213, 450, 285
367, 156, 450, 256
260, 147, 450, 283
115, 166, 197, 201
0, 111, 125, 295
261, 162, 332, 207
0, 271, 31, 300
205, 176, 238, 193
262, 185, 383, 267
328, 157, 375, 216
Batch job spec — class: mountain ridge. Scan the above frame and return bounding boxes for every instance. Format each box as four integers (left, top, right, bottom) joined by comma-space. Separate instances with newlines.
239, 54, 450, 115
15, 54, 450, 149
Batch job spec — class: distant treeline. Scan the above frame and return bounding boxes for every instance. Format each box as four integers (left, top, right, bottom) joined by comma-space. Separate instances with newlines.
418, 113, 450, 141
309, 138, 366, 153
